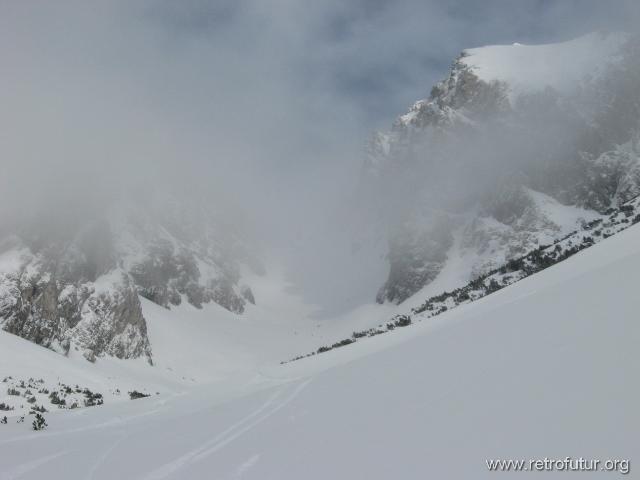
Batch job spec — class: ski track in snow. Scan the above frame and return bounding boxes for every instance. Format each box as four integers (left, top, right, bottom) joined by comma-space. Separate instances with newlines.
141, 378, 311, 480
233, 454, 262, 478
190, 379, 312, 462
0, 403, 166, 447
0, 451, 69, 480
87, 430, 129, 480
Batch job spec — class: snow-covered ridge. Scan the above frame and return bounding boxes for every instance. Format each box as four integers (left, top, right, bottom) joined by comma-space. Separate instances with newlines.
461, 31, 629, 100
364, 31, 640, 306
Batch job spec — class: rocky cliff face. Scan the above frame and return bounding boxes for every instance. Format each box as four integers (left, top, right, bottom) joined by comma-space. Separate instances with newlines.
368, 32, 640, 304
0, 199, 261, 362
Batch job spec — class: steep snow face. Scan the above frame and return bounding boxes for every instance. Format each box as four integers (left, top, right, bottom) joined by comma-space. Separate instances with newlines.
0, 219, 637, 479
367, 31, 640, 304
461, 31, 629, 100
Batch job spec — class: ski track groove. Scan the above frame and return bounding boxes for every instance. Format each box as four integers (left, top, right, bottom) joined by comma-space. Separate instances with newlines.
87, 430, 129, 480
190, 378, 311, 462
140, 378, 312, 480
0, 404, 167, 447
0, 450, 70, 480
139, 385, 287, 480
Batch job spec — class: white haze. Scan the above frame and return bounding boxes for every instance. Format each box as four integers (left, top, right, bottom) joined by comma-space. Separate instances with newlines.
1, 0, 639, 315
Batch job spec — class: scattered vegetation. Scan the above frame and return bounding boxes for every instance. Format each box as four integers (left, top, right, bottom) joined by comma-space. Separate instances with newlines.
30, 404, 47, 414
83, 388, 104, 407
49, 391, 66, 406
1, 376, 106, 424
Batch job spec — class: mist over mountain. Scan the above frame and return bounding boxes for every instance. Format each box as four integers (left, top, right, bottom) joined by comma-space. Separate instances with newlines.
2, 0, 640, 351
1, 2, 640, 478
3, 1, 640, 273
365, 31, 640, 304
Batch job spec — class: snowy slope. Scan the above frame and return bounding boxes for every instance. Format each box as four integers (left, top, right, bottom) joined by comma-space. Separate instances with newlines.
0, 265, 327, 418
1, 222, 638, 479
0, 261, 395, 419
461, 31, 629, 100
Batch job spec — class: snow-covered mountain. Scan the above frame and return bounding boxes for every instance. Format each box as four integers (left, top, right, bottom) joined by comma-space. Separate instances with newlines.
365, 31, 640, 304
0, 30, 639, 479
3, 31, 640, 368
0, 196, 262, 363
1, 200, 637, 479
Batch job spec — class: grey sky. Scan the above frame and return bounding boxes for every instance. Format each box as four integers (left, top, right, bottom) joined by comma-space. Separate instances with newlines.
142, 0, 640, 131
2, 1, 635, 187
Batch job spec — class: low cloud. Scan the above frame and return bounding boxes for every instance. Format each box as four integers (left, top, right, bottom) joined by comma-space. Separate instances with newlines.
1, 0, 636, 312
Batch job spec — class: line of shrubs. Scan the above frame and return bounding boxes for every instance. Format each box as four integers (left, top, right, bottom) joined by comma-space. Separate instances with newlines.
282, 199, 639, 364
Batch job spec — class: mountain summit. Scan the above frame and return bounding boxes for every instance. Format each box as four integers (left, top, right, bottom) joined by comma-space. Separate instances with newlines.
363, 32, 640, 304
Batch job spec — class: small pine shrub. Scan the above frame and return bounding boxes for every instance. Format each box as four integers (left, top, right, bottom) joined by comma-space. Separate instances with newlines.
393, 315, 412, 327
128, 390, 150, 400
32, 413, 47, 431
30, 404, 47, 413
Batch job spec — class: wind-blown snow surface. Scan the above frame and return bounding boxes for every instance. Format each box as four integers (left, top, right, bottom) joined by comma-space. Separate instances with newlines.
1, 222, 638, 477
461, 31, 629, 100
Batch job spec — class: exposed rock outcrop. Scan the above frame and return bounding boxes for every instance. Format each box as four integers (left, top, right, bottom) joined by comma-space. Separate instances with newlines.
367, 32, 640, 304
0, 199, 262, 361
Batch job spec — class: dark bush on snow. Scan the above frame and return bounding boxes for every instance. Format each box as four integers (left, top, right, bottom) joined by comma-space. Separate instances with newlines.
129, 390, 150, 400
32, 413, 47, 431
